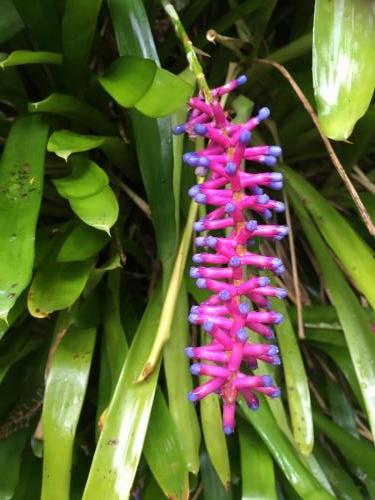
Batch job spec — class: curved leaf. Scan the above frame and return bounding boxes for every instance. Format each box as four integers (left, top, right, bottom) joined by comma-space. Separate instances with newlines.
42, 323, 96, 500
238, 419, 277, 500
28, 257, 94, 318
290, 191, 375, 439
83, 288, 162, 500
273, 297, 314, 456
239, 399, 333, 499
0, 50, 62, 68
98, 56, 193, 117
53, 155, 109, 200
143, 388, 189, 498
313, 0, 375, 139
47, 130, 106, 161
28, 93, 116, 135
57, 223, 109, 262
69, 186, 119, 233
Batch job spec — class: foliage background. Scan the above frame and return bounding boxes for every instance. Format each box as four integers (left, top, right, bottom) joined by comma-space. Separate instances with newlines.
0, 0, 374, 498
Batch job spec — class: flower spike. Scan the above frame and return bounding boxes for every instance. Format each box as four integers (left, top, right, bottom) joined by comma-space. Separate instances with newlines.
173, 78, 287, 434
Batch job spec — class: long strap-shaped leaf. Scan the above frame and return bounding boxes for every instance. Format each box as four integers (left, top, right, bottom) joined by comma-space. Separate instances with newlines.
83, 288, 162, 499
0, 115, 48, 320
281, 165, 375, 309
42, 323, 96, 500
239, 399, 334, 499
289, 189, 375, 440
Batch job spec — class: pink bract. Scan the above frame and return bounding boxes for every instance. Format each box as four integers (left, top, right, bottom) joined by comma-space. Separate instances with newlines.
173, 76, 287, 435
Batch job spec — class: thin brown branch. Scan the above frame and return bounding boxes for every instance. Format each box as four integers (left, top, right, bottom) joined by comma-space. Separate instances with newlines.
283, 192, 305, 339
256, 58, 375, 237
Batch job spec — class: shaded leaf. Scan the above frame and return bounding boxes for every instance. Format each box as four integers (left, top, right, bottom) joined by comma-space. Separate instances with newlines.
57, 223, 109, 262
313, 0, 375, 139
0, 50, 62, 68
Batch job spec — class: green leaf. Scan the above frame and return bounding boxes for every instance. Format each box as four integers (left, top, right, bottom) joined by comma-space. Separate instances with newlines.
52, 155, 109, 199
143, 388, 189, 498
200, 335, 231, 488
273, 297, 313, 456
0, 0, 23, 45
313, 0, 375, 139
47, 130, 106, 161
314, 444, 362, 500
28, 93, 116, 135
98, 56, 156, 107
47, 129, 130, 171
98, 55, 193, 117
135, 66, 193, 117
281, 165, 375, 309
69, 186, 119, 233
0, 115, 48, 320
313, 409, 375, 481
12, 0, 61, 51
290, 191, 375, 439
0, 50, 62, 68
28, 255, 94, 318
0, 430, 28, 499
238, 419, 277, 500
42, 323, 96, 500
108, 0, 178, 269
163, 284, 201, 474
83, 288, 163, 500
239, 400, 333, 499
62, 0, 103, 92
57, 223, 109, 262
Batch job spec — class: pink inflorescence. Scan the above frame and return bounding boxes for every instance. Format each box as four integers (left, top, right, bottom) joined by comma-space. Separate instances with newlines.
173, 75, 288, 435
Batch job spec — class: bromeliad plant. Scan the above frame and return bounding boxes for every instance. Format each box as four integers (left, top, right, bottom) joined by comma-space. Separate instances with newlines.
173, 77, 287, 433
0, 1, 375, 499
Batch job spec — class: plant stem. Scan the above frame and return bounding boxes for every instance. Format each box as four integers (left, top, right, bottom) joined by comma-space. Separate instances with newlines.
160, 0, 212, 102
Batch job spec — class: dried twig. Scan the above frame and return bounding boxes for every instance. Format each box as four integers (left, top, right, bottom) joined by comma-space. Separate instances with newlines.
256, 58, 375, 236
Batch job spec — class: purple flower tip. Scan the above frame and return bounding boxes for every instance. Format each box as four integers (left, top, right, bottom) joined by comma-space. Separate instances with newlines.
188, 313, 199, 324
203, 320, 214, 332
259, 276, 270, 287
229, 256, 241, 267
185, 347, 194, 358
263, 155, 277, 167
246, 220, 258, 232
190, 363, 201, 375
225, 162, 237, 175
236, 328, 248, 342
194, 124, 207, 136
271, 355, 281, 366
269, 146, 282, 157
223, 425, 234, 435
274, 201, 285, 212
257, 107, 270, 121
192, 253, 203, 264
190, 267, 200, 278
225, 202, 235, 214
249, 401, 259, 411
268, 345, 279, 355
219, 289, 231, 301
262, 375, 273, 387
270, 388, 281, 399
193, 221, 205, 231
188, 392, 198, 402
275, 288, 287, 299
239, 302, 250, 315
195, 193, 207, 204
206, 236, 217, 248
237, 74, 247, 86
172, 124, 186, 135
188, 185, 200, 197
196, 278, 207, 289
239, 130, 251, 145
